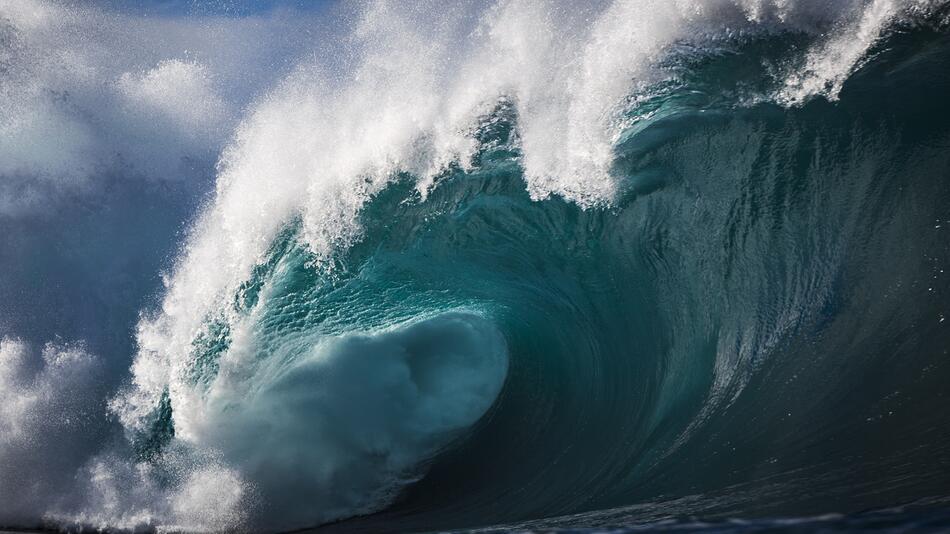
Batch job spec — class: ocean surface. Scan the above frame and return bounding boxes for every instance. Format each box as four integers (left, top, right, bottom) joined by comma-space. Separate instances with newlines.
1, 1, 950, 533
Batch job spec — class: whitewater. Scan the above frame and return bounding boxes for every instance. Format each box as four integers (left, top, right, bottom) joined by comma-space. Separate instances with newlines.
2, 0, 950, 532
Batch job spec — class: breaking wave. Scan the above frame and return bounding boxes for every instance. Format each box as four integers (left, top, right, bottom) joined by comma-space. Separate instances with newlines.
2, 1, 950, 532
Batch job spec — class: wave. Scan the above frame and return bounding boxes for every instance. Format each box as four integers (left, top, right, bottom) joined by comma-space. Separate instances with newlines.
3, 0, 950, 532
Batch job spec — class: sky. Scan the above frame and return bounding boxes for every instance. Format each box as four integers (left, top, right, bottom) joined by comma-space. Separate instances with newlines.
96, 0, 337, 17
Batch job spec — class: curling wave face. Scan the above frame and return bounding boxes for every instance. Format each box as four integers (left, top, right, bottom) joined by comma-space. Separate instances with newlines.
3, 0, 950, 532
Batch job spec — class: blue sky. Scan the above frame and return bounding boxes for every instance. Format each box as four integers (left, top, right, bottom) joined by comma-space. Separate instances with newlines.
97, 0, 337, 17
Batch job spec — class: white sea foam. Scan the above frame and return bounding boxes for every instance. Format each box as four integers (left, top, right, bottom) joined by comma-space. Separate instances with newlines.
49, 449, 249, 533
778, 0, 942, 104
0, 338, 105, 525
0, 339, 240, 531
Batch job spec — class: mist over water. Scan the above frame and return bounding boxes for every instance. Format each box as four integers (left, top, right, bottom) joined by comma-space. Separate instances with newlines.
2, 0, 950, 532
